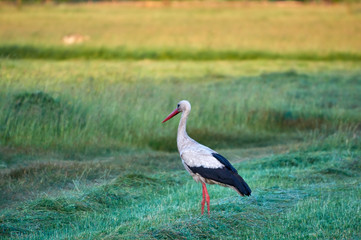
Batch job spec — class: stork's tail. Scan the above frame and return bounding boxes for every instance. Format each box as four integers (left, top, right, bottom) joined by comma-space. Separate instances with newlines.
232, 174, 251, 196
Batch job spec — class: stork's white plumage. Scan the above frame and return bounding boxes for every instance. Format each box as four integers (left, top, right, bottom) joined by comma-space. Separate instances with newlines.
162, 100, 251, 215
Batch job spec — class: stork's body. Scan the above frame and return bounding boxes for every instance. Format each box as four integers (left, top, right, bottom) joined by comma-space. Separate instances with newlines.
162, 100, 251, 215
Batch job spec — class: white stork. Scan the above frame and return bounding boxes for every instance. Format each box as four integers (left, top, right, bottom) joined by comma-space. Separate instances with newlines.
162, 100, 251, 215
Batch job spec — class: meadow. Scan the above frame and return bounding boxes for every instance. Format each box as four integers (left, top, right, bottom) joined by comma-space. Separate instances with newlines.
1, 2, 361, 59
1, 2, 361, 239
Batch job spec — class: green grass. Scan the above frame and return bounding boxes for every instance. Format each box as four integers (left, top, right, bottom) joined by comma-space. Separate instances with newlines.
1, 59, 360, 157
0, 58, 360, 239
1, 2, 361, 239
1, 139, 360, 239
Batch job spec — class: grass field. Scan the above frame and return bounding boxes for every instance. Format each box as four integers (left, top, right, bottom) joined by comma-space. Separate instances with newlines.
1, 2, 361, 59
1, 2, 361, 239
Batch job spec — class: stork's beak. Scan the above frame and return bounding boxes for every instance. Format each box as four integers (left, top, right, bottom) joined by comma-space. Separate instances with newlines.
162, 108, 180, 123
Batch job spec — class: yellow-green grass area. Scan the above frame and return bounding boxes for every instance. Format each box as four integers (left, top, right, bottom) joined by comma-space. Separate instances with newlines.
1, 2, 361, 60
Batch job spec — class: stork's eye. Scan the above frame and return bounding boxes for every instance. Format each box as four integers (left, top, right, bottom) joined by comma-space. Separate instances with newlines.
177, 104, 180, 108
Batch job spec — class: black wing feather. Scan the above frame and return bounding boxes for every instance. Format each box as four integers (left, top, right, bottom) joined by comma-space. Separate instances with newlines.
212, 153, 238, 173
187, 164, 252, 196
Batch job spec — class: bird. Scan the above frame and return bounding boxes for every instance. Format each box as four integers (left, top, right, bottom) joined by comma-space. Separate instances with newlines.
162, 100, 251, 215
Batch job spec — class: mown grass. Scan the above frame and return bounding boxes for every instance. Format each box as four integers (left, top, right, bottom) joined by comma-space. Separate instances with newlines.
1, 135, 360, 239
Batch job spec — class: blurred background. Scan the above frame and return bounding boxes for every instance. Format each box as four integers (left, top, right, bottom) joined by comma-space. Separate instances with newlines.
0, 0, 360, 239
1, 0, 360, 154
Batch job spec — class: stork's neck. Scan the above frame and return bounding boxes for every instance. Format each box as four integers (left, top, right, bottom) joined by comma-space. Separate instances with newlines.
177, 110, 191, 152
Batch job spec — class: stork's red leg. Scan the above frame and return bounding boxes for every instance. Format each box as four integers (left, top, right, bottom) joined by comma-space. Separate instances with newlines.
201, 183, 206, 215
202, 182, 210, 216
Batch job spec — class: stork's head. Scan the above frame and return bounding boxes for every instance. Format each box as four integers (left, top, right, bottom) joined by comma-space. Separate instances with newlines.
162, 100, 191, 123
